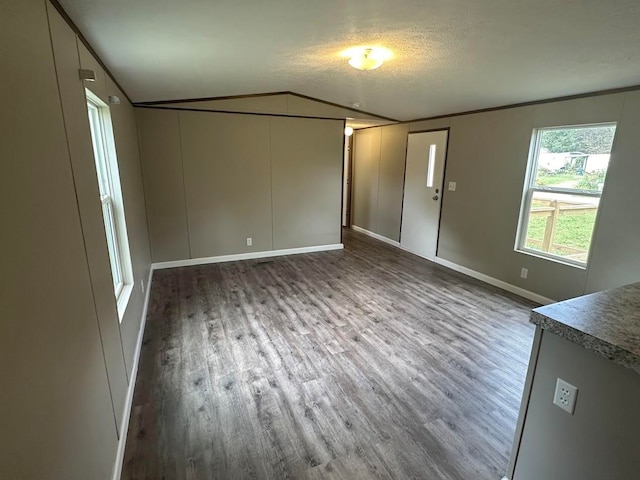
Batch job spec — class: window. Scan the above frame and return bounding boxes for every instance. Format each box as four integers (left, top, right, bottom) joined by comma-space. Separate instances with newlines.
517, 123, 616, 267
86, 90, 133, 318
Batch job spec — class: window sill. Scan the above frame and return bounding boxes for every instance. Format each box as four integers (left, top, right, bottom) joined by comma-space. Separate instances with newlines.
116, 282, 134, 323
515, 248, 588, 270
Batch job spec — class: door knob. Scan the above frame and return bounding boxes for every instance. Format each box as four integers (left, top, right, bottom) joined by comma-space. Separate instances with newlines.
432, 195, 439, 201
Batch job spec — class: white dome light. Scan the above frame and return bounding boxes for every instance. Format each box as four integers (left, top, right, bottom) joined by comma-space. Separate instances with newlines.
343, 46, 392, 71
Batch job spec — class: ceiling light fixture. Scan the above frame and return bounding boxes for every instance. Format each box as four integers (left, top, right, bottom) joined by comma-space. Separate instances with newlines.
344, 126, 354, 137
344, 46, 392, 71
349, 48, 383, 70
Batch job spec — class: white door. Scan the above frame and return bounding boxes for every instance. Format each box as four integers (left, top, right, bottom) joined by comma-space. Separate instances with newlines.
401, 130, 448, 260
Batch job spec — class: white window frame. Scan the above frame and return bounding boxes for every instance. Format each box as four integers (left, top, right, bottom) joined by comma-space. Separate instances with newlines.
516, 122, 616, 268
86, 90, 133, 320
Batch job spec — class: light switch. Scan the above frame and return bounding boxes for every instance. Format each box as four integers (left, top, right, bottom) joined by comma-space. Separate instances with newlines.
448, 181, 457, 191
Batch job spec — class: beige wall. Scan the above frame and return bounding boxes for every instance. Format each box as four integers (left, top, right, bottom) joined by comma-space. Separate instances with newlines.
136, 109, 190, 262
137, 108, 344, 262
168, 94, 288, 114
378, 124, 409, 241
352, 127, 381, 233
180, 111, 273, 257
352, 124, 409, 242
63, 2, 152, 396
0, 1, 151, 478
106, 75, 152, 375
585, 91, 640, 294
352, 91, 640, 301
48, 3, 128, 433
271, 116, 344, 249
409, 94, 629, 301
513, 330, 640, 479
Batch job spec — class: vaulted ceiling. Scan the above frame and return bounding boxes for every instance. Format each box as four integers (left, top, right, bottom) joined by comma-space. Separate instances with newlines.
59, 0, 640, 121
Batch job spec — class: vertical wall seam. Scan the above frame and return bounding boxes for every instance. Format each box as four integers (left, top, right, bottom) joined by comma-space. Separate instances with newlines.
269, 119, 275, 250
375, 127, 383, 234
434, 128, 452, 259
398, 126, 410, 243
340, 119, 347, 241
134, 111, 155, 267
45, 0, 120, 436
177, 112, 193, 258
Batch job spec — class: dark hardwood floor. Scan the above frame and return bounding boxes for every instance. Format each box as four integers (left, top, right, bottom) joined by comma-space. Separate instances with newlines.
122, 228, 536, 480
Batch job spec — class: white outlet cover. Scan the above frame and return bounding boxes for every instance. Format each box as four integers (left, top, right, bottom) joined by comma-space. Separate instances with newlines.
448, 181, 457, 191
520, 267, 528, 279
247, 237, 253, 246
553, 378, 578, 414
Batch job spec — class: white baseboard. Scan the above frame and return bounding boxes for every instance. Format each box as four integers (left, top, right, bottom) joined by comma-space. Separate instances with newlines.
112, 266, 153, 480
350, 225, 555, 305
151, 244, 344, 270
350, 225, 401, 248
433, 256, 556, 305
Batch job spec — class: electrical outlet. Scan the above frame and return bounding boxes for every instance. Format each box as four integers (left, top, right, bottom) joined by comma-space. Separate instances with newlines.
520, 267, 528, 279
448, 181, 457, 191
553, 378, 578, 414
246, 237, 253, 246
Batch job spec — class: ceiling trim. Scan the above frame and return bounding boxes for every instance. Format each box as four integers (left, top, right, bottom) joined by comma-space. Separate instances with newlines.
54, 0, 640, 125
349, 122, 398, 131
136, 91, 398, 122
133, 104, 348, 122
406, 83, 640, 124
50, 0, 394, 121
135, 91, 291, 105
49, 0, 133, 104
287, 92, 399, 122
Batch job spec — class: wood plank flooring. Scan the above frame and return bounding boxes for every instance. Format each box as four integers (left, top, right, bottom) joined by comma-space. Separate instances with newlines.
122, 228, 536, 480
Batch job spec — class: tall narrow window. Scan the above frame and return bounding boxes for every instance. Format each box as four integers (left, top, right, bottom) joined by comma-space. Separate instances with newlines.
517, 123, 616, 266
86, 90, 133, 318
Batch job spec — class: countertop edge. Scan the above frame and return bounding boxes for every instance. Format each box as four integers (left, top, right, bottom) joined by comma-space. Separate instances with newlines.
530, 311, 640, 375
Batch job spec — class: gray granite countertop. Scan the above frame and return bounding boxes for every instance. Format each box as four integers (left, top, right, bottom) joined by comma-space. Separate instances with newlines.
531, 282, 640, 374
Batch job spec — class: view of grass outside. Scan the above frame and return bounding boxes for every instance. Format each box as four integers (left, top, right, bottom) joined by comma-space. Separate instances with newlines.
521, 124, 615, 264
525, 201, 598, 260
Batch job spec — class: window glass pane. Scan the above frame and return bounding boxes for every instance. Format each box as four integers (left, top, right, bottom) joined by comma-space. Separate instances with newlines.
426, 144, 436, 187
534, 124, 616, 192
524, 191, 600, 263
102, 199, 123, 292
87, 103, 111, 197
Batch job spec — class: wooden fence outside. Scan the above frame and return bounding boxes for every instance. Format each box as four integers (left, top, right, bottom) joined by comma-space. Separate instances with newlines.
527, 199, 597, 260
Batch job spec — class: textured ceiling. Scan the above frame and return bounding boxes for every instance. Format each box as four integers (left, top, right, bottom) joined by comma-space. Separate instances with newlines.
59, 0, 640, 121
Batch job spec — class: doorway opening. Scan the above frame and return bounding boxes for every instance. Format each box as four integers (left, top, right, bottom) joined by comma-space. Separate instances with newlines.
342, 133, 354, 227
